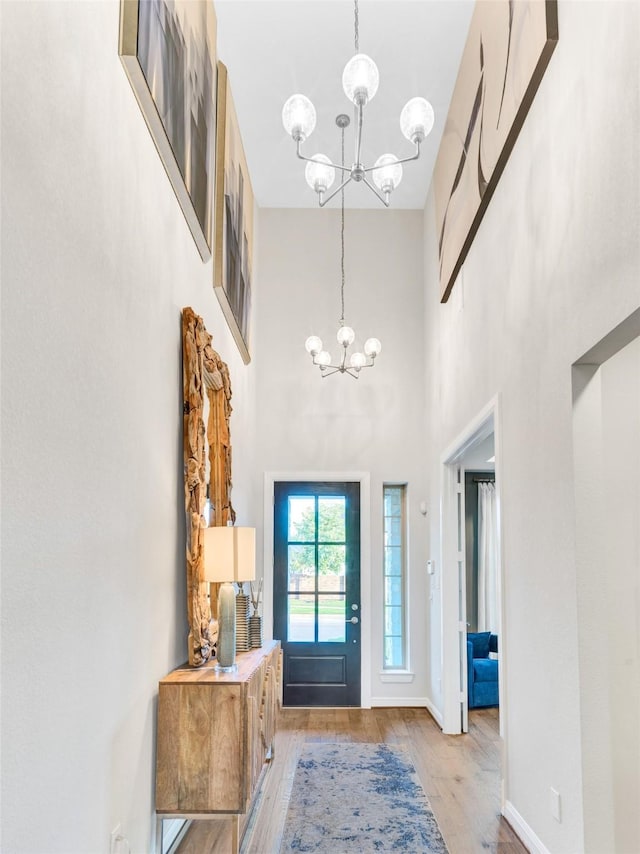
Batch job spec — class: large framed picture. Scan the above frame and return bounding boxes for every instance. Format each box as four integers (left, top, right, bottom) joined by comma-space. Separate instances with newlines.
119, 0, 217, 260
434, 0, 558, 301
214, 62, 254, 365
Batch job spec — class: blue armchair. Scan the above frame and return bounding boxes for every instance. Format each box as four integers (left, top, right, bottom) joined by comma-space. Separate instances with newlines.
467, 632, 499, 709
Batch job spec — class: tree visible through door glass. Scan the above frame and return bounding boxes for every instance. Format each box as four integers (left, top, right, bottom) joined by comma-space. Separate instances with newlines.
285, 495, 347, 644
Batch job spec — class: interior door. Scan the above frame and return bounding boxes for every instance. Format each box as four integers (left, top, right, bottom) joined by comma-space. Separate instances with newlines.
273, 481, 361, 706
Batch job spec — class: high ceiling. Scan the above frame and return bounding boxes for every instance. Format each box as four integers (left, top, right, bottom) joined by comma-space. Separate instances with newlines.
215, 1, 474, 210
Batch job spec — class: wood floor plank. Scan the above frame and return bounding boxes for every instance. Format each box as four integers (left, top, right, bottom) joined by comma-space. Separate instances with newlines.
176, 706, 526, 854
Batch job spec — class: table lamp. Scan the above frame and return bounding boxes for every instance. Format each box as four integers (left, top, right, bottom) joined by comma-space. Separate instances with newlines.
203, 526, 256, 671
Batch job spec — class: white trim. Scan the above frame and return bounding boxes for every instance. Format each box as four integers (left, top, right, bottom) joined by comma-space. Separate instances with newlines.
503, 801, 550, 854
370, 696, 429, 707
263, 471, 372, 709
425, 696, 444, 728
378, 670, 415, 684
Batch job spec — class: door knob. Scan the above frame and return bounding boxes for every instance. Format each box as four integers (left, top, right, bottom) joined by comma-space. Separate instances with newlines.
346, 616, 359, 624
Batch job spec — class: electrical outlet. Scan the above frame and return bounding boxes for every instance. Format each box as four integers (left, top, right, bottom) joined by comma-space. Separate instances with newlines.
550, 788, 561, 822
110, 824, 122, 854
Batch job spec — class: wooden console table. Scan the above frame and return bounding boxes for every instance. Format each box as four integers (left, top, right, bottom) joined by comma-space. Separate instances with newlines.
155, 641, 282, 851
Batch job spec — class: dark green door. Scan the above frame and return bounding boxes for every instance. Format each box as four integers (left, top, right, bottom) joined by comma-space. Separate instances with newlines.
273, 482, 361, 706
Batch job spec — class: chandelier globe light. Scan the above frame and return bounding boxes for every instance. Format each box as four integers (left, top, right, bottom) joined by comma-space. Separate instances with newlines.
304, 117, 382, 379
282, 0, 434, 207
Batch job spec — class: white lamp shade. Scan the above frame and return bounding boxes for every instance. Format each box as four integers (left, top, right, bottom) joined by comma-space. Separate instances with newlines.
342, 53, 379, 105
305, 154, 335, 194
364, 337, 382, 357
305, 335, 323, 355
350, 352, 366, 369
203, 526, 256, 583
282, 94, 316, 141
316, 350, 332, 367
400, 97, 434, 143
372, 154, 403, 193
337, 325, 355, 346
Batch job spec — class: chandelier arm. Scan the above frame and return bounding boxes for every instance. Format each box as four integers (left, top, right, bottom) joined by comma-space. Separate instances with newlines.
363, 143, 422, 172
362, 176, 390, 207
295, 141, 351, 173
318, 176, 353, 208
354, 102, 364, 167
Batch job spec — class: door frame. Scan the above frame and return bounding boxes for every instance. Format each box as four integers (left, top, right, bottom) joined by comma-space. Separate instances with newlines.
263, 471, 372, 708
440, 396, 507, 807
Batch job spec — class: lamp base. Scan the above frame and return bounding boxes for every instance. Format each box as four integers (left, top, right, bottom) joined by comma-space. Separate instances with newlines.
214, 662, 238, 674
216, 581, 237, 669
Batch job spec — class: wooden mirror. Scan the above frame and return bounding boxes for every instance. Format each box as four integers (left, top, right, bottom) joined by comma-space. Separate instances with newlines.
182, 306, 235, 666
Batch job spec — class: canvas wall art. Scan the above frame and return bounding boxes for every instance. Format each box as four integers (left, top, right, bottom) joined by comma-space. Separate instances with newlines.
214, 61, 254, 365
119, 0, 217, 260
434, 0, 558, 302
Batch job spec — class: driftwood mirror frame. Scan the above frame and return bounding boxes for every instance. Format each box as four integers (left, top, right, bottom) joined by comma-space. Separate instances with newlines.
182, 306, 235, 666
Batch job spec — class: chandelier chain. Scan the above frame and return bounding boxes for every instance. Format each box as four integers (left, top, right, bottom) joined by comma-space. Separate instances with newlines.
340, 125, 345, 324
354, 0, 359, 52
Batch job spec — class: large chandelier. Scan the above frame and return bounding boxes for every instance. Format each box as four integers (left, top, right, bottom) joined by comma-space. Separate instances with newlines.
304, 117, 381, 379
282, 0, 435, 208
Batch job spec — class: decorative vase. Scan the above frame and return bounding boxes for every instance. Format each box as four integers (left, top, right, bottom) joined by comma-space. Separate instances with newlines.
235, 591, 250, 652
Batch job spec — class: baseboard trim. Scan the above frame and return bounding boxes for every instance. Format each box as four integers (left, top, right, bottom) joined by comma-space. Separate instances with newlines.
424, 696, 444, 729
370, 697, 429, 708
503, 801, 549, 854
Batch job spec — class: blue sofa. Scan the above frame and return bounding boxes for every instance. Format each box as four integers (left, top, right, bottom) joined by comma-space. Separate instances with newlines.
467, 632, 499, 709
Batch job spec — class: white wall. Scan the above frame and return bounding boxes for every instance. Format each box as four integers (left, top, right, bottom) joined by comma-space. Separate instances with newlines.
255, 209, 429, 703
573, 332, 640, 853
422, 1, 639, 851
1, 2, 256, 852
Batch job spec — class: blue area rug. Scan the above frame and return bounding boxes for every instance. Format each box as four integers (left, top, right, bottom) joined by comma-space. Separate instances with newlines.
280, 742, 448, 853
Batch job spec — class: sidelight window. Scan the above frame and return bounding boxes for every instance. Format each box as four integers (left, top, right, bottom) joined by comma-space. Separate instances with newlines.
383, 484, 406, 669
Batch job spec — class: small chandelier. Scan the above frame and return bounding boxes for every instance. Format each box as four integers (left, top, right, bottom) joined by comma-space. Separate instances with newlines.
305, 116, 381, 379
282, 0, 435, 208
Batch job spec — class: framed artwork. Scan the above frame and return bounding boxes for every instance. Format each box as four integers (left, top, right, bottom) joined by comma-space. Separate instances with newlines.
434, 0, 558, 302
119, 0, 217, 260
214, 62, 254, 365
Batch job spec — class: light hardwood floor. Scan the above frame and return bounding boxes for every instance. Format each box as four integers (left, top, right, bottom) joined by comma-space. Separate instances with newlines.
177, 707, 526, 854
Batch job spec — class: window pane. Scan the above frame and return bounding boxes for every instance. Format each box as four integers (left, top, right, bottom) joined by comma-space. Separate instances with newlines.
288, 545, 315, 590
384, 546, 402, 576
384, 636, 403, 669
318, 497, 345, 542
384, 516, 402, 547
385, 576, 402, 607
288, 594, 315, 642
384, 488, 401, 515
288, 496, 315, 542
317, 545, 345, 592
318, 594, 345, 642
385, 605, 403, 636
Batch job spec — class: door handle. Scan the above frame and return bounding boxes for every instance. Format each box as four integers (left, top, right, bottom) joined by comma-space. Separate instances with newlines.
346, 616, 359, 624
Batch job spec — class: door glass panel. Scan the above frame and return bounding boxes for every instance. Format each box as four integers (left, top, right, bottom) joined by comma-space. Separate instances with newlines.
318, 497, 345, 542
318, 594, 346, 642
317, 545, 345, 592
288, 594, 315, 642
288, 544, 315, 591
288, 496, 315, 542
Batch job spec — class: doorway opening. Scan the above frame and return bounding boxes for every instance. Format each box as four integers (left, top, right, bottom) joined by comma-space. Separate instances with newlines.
440, 401, 504, 756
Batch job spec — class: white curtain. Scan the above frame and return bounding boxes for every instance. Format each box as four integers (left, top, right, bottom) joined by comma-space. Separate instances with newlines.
478, 482, 499, 633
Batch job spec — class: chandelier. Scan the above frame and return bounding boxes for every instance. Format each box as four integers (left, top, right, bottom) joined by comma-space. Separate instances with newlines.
304, 117, 381, 379
282, 0, 435, 208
